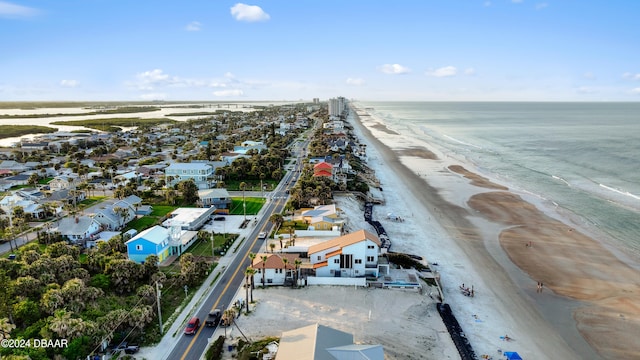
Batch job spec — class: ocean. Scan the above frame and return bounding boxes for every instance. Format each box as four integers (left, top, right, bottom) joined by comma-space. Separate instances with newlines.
354, 101, 640, 265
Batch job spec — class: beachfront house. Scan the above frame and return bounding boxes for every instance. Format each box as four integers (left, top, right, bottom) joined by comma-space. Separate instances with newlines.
276, 323, 384, 360
312, 161, 333, 178
125, 225, 171, 264
301, 204, 345, 231
251, 253, 299, 286
308, 229, 381, 278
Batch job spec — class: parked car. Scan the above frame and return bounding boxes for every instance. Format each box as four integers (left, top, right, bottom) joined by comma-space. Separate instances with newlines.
213, 216, 226, 221
184, 317, 200, 335
110, 342, 139, 355
205, 309, 222, 327
258, 232, 267, 239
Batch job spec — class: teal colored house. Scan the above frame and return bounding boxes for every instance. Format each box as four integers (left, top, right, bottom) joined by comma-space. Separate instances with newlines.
125, 225, 171, 264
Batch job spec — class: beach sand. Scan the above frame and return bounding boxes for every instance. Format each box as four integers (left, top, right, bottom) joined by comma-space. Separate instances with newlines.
350, 105, 640, 359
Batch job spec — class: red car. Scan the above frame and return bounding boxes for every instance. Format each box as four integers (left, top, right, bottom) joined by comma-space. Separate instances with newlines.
184, 317, 200, 335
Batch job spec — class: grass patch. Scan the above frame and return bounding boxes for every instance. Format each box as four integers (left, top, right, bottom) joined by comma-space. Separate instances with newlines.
50, 117, 175, 132
150, 205, 177, 217
79, 198, 101, 206
278, 220, 308, 232
126, 217, 158, 232
38, 177, 53, 185
229, 197, 265, 215
0, 125, 58, 139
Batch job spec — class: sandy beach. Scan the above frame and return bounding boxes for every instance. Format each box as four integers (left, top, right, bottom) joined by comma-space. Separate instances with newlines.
218, 104, 639, 360
350, 105, 640, 359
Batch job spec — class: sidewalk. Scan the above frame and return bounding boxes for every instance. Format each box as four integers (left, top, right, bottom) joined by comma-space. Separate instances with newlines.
136, 207, 269, 360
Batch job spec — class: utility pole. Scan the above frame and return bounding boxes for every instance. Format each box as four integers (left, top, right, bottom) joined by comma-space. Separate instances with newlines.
156, 281, 163, 334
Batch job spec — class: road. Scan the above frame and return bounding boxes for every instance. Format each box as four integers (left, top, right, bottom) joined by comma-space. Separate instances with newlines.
169, 144, 306, 360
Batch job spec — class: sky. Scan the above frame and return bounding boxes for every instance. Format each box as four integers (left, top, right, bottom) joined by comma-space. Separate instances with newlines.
1, 1, 640, 102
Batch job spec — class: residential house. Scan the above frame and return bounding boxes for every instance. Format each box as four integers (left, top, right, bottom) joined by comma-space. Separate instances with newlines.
125, 225, 171, 263
251, 253, 299, 286
164, 162, 214, 189
49, 175, 80, 191
0, 192, 46, 219
308, 229, 381, 278
301, 204, 345, 231
233, 141, 267, 155
93, 200, 136, 231
198, 188, 232, 211
57, 216, 102, 246
313, 162, 332, 178
0, 160, 28, 173
162, 207, 215, 231
276, 323, 384, 360
3, 174, 30, 188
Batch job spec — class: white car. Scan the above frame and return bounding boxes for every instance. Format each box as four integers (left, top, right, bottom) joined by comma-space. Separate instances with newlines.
258, 232, 267, 239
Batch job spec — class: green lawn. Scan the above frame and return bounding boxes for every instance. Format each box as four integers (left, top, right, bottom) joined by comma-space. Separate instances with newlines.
150, 205, 177, 217
126, 217, 158, 232
230, 197, 265, 215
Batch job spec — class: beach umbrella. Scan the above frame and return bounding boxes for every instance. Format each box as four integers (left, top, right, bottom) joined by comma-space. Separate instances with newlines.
503, 351, 523, 360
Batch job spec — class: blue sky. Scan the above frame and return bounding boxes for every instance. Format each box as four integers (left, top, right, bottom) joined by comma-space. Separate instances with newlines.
1, 1, 640, 101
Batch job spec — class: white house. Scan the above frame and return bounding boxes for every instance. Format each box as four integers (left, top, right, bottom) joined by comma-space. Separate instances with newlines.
162, 207, 215, 231
49, 175, 80, 191
93, 200, 136, 231
57, 216, 102, 246
251, 253, 299, 286
308, 229, 381, 278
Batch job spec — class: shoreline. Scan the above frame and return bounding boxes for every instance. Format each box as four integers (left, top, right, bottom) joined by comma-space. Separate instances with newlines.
348, 104, 640, 359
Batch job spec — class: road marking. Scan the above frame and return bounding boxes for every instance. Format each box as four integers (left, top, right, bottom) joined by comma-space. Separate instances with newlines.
179, 198, 283, 360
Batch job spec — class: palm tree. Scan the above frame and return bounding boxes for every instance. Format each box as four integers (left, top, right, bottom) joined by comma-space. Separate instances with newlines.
278, 235, 284, 250
239, 181, 247, 221
246, 268, 256, 303
281, 257, 289, 284
269, 243, 276, 253
248, 253, 256, 290
294, 259, 302, 288
269, 213, 284, 234
292, 234, 297, 247
244, 266, 253, 313
261, 255, 268, 287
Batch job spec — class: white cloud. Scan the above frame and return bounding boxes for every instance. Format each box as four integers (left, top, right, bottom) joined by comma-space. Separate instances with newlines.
129, 69, 215, 90
378, 64, 410, 75
346, 78, 365, 86
185, 21, 202, 31
631, 88, 640, 94
230, 3, 270, 22
576, 86, 596, 94
464, 68, 476, 75
426, 66, 457, 77
140, 93, 167, 100
213, 89, 244, 97
535, 3, 548, 10
60, 80, 79, 88
0, 1, 38, 17
622, 72, 640, 80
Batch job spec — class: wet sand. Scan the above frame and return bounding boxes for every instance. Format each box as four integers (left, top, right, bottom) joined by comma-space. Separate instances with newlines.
350, 105, 640, 359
